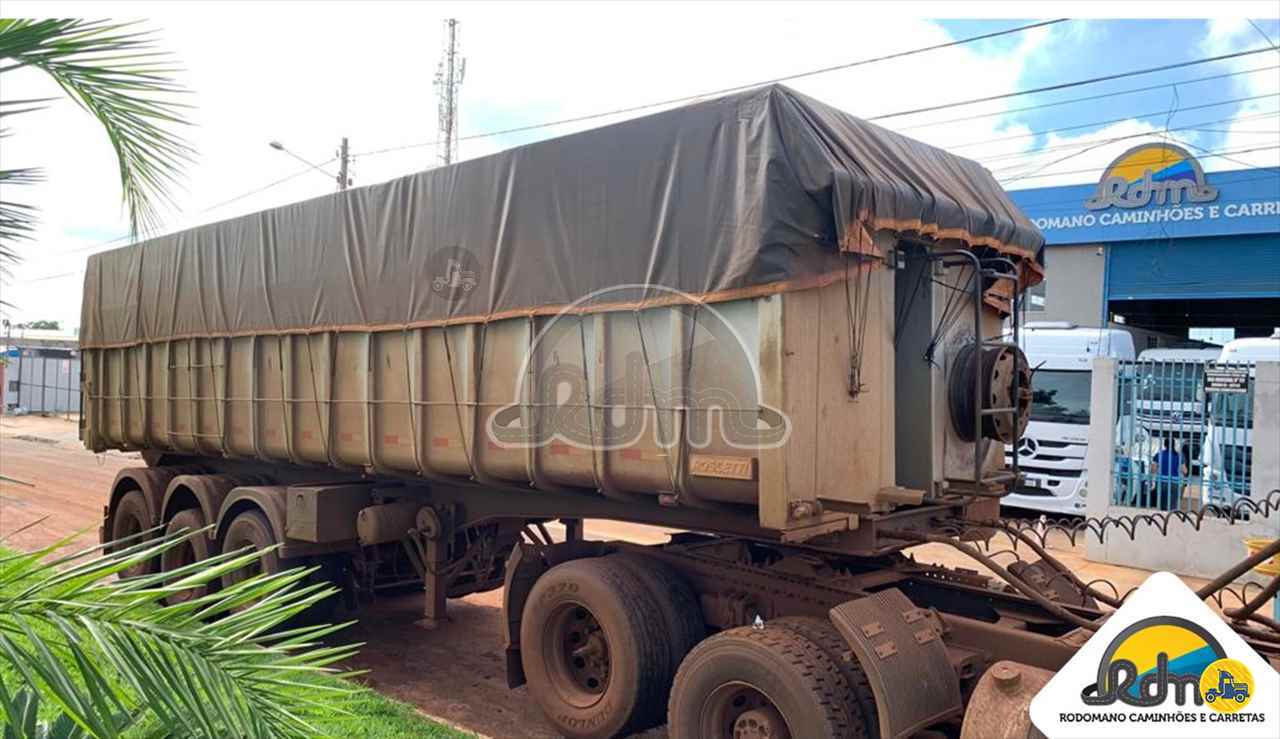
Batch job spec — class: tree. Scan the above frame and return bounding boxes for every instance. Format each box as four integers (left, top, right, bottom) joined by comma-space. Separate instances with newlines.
0, 523, 359, 738
0, 19, 194, 275
17, 320, 59, 330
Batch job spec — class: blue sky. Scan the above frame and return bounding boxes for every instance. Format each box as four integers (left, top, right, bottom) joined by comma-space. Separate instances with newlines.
936, 19, 1279, 175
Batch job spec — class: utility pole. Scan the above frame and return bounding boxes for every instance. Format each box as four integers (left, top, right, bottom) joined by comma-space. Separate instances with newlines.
434, 18, 465, 166
336, 136, 350, 190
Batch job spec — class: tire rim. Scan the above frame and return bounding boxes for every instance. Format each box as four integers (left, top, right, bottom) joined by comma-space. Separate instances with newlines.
700, 682, 792, 739
541, 602, 611, 708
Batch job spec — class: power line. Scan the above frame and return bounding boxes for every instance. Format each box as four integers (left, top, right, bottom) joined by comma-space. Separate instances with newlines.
947, 92, 1279, 151
865, 46, 1278, 121
199, 157, 338, 214
350, 18, 1070, 159
894, 64, 1279, 133
996, 124, 1277, 183
981, 109, 1280, 170
996, 144, 1280, 183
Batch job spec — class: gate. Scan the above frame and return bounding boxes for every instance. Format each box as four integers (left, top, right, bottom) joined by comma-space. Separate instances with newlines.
1113, 359, 1255, 511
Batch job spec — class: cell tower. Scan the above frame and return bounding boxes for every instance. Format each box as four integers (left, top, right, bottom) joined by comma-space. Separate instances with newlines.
434, 18, 465, 166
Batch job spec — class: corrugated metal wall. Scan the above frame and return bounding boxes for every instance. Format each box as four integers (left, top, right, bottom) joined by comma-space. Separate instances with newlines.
1106, 233, 1280, 301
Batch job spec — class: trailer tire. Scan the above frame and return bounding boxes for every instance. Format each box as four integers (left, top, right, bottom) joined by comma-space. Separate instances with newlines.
220, 508, 290, 611
770, 616, 877, 739
520, 557, 670, 739
668, 625, 857, 739
605, 552, 705, 729
111, 490, 156, 579
607, 552, 706, 667
160, 508, 213, 603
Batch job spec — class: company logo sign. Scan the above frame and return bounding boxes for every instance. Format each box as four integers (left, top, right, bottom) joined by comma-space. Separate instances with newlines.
1085, 143, 1219, 211
1030, 572, 1278, 738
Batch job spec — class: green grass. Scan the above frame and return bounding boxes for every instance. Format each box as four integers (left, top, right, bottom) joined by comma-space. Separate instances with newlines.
0, 545, 472, 738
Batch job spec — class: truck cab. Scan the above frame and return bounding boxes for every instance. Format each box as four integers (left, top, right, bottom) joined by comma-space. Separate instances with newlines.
1002, 323, 1135, 515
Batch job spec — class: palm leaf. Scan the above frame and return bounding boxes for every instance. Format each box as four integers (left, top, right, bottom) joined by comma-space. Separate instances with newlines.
0, 528, 359, 738
0, 18, 194, 274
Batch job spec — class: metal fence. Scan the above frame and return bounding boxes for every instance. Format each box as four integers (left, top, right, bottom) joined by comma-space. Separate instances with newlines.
3, 350, 82, 419
1113, 359, 1255, 511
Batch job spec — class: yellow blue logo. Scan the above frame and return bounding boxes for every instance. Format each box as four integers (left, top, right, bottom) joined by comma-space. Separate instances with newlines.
1082, 615, 1232, 707
1030, 572, 1278, 738
1085, 143, 1218, 211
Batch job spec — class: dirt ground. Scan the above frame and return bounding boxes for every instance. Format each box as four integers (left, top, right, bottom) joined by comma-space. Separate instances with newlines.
0, 414, 1264, 738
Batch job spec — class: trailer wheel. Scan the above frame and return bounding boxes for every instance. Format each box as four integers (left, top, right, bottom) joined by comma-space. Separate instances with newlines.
520, 557, 670, 739
160, 508, 212, 604
220, 509, 284, 589
668, 625, 858, 739
111, 490, 156, 579
769, 617, 877, 739
606, 553, 706, 728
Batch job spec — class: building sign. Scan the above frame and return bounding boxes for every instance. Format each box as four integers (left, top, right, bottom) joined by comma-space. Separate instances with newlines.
1204, 366, 1249, 394
1009, 154, 1280, 245
1084, 143, 1218, 210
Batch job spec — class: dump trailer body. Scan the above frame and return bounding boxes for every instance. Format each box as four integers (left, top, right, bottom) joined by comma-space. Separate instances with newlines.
80, 84, 1043, 537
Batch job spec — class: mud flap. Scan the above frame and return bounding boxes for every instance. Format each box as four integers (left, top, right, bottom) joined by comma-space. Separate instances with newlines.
829, 589, 962, 739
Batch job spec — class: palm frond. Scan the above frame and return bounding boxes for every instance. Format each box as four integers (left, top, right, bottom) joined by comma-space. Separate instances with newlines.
0, 528, 358, 739
0, 18, 194, 241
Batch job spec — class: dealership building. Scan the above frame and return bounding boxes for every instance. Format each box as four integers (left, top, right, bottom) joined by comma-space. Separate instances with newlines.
1007, 143, 1280, 341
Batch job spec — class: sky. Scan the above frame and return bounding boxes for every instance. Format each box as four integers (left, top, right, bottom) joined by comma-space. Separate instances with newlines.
1, 3, 1278, 331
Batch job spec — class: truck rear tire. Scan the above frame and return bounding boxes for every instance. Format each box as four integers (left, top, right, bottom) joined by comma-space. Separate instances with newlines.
520, 556, 670, 739
161, 508, 212, 604
220, 509, 284, 589
607, 552, 705, 668
769, 616, 877, 739
668, 625, 858, 739
111, 490, 156, 578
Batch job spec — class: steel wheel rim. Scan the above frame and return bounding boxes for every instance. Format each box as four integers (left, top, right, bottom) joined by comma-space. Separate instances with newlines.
541, 602, 611, 708
700, 681, 792, 739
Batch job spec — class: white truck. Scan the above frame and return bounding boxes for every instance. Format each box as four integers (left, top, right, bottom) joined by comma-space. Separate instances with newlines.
1200, 331, 1280, 506
1002, 323, 1136, 515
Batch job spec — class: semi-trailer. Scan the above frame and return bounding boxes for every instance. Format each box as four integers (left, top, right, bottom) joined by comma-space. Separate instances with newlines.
80, 85, 1280, 738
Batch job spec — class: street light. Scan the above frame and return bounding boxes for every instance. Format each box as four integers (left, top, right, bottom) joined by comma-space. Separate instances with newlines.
268, 140, 338, 181
268, 139, 349, 191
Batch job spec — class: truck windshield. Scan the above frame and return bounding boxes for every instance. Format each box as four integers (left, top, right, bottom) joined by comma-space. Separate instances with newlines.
1138, 365, 1203, 402
1030, 369, 1091, 424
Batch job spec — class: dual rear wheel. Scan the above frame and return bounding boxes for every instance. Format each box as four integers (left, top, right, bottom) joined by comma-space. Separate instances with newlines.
520, 555, 876, 739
